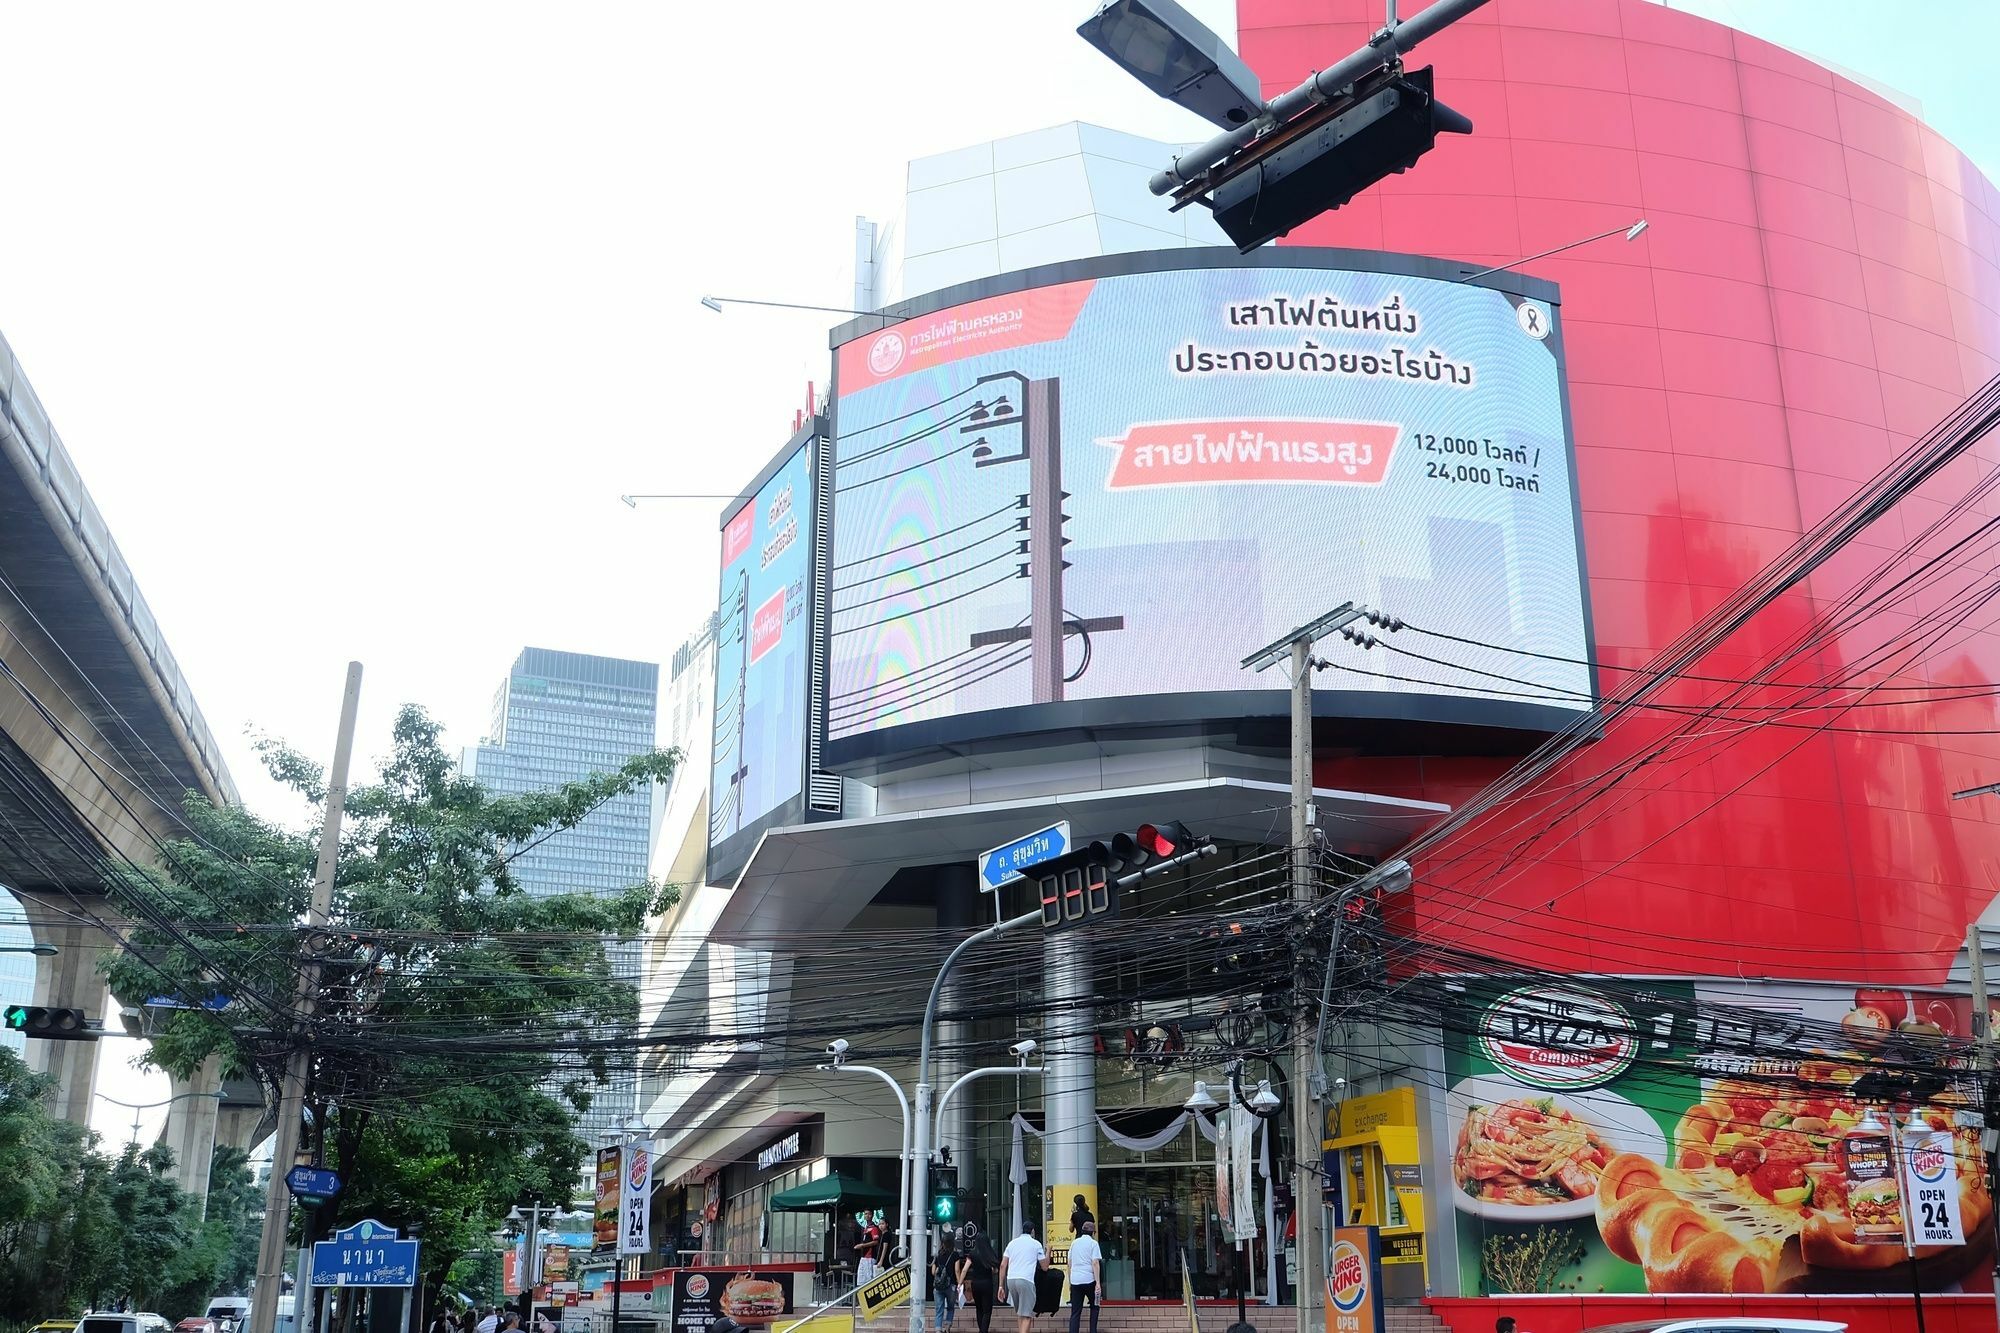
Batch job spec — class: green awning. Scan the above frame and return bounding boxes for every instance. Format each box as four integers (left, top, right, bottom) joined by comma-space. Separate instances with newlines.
766, 1173, 895, 1212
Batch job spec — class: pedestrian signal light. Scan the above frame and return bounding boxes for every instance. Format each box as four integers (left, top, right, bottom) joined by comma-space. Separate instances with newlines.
3, 1005, 97, 1041
930, 1165, 960, 1222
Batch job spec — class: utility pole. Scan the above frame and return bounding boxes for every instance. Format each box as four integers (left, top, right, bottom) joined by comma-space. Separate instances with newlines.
1970, 925, 1999, 1332
250, 662, 363, 1333
1241, 605, 1362, 1333
1289, 638, 1320, 1333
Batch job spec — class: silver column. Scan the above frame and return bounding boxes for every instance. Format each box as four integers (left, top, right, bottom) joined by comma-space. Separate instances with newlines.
1042, 929, 1096, 1250
936, 868, 979, 1180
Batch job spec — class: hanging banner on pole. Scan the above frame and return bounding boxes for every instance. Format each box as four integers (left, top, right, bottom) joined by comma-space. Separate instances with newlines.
1230, 1107, 1259, 1241
1844, 1116, 1907, 1246
620, 1144, 653, 1256
1215, 1109, 1234, 1242
1902, 1124, 1968, 1246
594, 1147, 621, 1253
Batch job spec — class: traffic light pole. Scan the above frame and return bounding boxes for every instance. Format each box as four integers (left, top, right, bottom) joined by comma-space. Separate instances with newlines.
1148, 0, 1494, 195
250, 662, 363, 1333
911, 908, 1042, 1333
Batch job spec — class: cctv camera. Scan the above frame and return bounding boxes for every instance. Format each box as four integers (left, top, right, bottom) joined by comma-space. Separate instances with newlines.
826, 1038, 850, 1058
1009, 1039, 1037, 1058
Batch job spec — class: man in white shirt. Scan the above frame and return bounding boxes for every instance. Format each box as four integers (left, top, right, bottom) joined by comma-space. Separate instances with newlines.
1066, 1222, 1103, 1333
998, 1221, 1048, 1333
474, 1309, 500, 1333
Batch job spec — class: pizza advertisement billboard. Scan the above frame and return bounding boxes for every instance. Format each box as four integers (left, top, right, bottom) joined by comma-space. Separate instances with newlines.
826, 251, 1592, 768
1442, 980, 1989, 1297
707, 428, 817, 885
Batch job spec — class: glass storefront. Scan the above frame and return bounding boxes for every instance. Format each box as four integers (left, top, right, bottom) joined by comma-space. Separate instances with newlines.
1010, 1110, 1279, 1303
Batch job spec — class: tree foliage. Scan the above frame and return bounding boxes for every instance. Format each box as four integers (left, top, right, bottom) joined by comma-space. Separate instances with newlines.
0, 1048, 257, 1319
103, 705, 679, 1310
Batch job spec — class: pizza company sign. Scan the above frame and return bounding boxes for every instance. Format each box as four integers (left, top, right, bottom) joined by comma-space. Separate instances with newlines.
1478, 985, 1637, 1091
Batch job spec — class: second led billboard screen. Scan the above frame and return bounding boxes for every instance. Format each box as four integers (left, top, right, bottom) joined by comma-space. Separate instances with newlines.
827, 254, 1591, 756
708, 436, 813, 878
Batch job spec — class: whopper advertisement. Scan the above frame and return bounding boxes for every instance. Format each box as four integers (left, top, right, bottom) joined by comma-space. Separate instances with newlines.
666, 1268, 797, 1333
708, 437, 813, 878
827, 257, 1590, 755
1444, 981, 1991, 1296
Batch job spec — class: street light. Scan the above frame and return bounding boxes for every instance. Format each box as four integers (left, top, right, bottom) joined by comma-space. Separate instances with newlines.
1076, 0, 1263, 130
0, 942, 57, 956
818, 1041, 914, 1263
1183, 1081, 1220, 1113
1456, 219, 1649, 284
700, 295, 901, 319
619, 493, 736, 508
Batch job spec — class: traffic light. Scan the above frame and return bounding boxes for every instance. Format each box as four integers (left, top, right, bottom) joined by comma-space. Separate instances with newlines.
1038, 822, 1217, 930
1208, 65, 1472, 252
3, 1005, 98, 1041
930, 1165, 960, 1223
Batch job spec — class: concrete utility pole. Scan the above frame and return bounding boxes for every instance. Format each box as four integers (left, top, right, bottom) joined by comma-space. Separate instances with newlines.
1242, 603, 1363, 1333
1289, 638, 1320, 1333
1969, 925, 1999, 1332
250, 662, 363, 1333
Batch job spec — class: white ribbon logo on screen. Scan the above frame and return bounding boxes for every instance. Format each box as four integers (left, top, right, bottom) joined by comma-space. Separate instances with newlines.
1517, 301, 1551, 340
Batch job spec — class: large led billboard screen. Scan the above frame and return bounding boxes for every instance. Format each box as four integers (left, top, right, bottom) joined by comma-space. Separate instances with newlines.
707, 430, 815, 883
826, 251, 1591, 762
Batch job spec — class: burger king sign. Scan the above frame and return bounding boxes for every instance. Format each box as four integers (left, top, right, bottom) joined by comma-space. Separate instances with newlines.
1325, 1228, 1382, 1333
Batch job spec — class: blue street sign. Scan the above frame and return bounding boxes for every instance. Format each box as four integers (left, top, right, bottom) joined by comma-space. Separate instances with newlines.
309, 1219, 420, 1288
145, 994, 231, 1011
978, 821, 1071, 890
285, 1165, 343, 1202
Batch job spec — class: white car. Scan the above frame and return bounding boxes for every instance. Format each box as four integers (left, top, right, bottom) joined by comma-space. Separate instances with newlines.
77, 1315, 173, 1333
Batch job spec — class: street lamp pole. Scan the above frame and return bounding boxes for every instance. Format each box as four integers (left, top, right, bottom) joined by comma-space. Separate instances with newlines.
0, 942, 58, 956
1455, 219, 1648, 284
911, 909, 1042, 1333
819, 1051, 915, 1262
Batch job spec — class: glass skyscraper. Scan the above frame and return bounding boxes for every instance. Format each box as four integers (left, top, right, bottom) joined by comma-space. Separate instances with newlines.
463, 648, 659, 1149
0, 886, 34, 1057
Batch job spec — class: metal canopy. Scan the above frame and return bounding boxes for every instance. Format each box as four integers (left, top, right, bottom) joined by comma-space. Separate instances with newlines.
712, 776, 1446, 942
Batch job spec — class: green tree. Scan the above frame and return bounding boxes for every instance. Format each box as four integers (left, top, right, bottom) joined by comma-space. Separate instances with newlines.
106, 705, 677, 1316
0, 1051, 234, 1322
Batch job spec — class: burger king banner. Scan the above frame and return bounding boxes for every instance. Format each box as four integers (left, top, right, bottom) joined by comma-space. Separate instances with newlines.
667, 1268, 797, 1333
1326, 1226, 1383, 1333
1902, 1126, 1967, 1246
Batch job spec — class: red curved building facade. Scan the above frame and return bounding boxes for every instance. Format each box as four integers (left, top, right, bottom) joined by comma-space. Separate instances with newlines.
1241, 0, 2000, 985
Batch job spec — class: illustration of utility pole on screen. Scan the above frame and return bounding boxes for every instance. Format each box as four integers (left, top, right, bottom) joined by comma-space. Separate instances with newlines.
963, 369, 1124, 703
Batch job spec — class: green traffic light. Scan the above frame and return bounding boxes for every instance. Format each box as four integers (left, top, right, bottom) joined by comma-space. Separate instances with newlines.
932, 1195, 957, 1223
3, 1005, 24, 1031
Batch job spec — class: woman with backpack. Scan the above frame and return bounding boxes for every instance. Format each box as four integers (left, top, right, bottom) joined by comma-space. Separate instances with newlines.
955, 1221, 1001, 1333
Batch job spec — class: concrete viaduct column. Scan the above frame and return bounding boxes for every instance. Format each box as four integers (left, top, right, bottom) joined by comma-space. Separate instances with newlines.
159, 1055, 224, 1202
21, 903, 115, 1128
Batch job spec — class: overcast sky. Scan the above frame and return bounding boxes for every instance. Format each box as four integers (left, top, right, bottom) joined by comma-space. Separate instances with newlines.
0, 0, 1987, 1144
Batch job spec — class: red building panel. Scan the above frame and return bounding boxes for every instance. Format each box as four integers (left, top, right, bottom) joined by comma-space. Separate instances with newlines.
1236, 0, 2000, 983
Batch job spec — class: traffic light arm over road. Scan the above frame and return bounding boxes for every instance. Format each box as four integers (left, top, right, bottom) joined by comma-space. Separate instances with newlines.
3, 1005, 100, 1041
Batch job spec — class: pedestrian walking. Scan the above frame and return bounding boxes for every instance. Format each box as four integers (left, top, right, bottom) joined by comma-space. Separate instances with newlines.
935, 1230, 961, 1330
475, 1309, 500, 1333
958, 1222, 1001, 1333
998, 1220, 1048, 1333
1066, 1221, 1103, 1333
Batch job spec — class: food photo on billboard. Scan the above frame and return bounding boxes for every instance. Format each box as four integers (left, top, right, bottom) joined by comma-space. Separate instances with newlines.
667, 1269, 796, 1333
1444, 979, 1991, 1295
